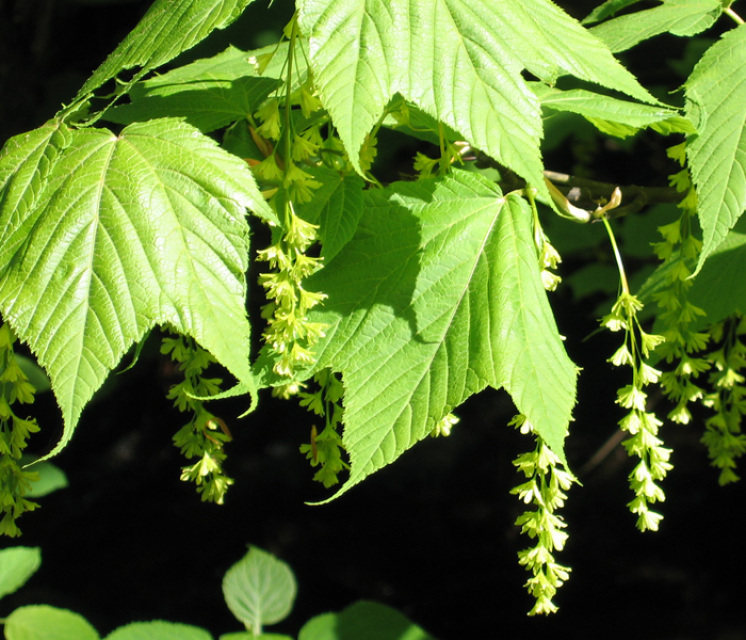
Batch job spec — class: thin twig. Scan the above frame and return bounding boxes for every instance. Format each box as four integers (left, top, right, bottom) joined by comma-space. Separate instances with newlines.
543, 170, 682, 220
578, 429, 627, 477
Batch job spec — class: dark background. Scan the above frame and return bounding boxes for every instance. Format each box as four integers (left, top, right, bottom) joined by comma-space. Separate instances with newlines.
2, 1, 745, 638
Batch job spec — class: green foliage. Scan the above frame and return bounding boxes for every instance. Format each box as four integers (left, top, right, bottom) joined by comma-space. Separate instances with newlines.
105, 622, 213, 640
73, 0, 259, 102
0, 545, 431, 640
297, 0, 655, 190
685, 23, 746, 271
0, 119, 271, 462
297, 601, 436, 640
589, 0, 723, 53
303, 171, 576, 498
163, 334, 234, 504
2, 0, 746, 622
4, 606, 99, 640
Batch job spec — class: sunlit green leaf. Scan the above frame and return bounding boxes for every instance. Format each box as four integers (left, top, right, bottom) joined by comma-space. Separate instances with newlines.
0, 118, 271, 460
532, 84, 693, 138
582, 0, 644, 25
105, 46, 280, 132
23, 461, 68, 497
0, 546, 41, 599
4, 605, 99, 640
104, 621, 212, 640
76, 0, 257, 100
686, 24, 746, 272
222, 546, 297, 632
590, 0, 722, 52
298, 0, 655, 193
306, 171, 576, 498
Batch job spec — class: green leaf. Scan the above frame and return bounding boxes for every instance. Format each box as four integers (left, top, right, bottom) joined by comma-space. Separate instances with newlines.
104, 621, 212, 640
0, 121, 72, 235
105, 46, 280, 132
0, 546, 41, 599
531, 84, 694, 138
219, 635, 292, 640
4, 605, 99, 640
106, 77, 279, 133
686, 24, 746, 273
23, 460, 69, 497
298, 0, 655, 192
296, 170, 365, 263
15, 354, 51, 392
687, 217, 746, 324
75, 0, 256, 101
306, 171, 576, 499
222, 546, 297, 633
381, 97, 463, 149
590, 0, 722, 53
130, 45, 265, 92
582, 0, 645, 25
0, 118, 272, 460
297, 601, 436, 640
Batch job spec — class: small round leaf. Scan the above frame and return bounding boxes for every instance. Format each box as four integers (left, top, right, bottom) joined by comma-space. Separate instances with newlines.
4, 605, 99, 640
0, 547, 41, 600
222, 546, 297, 632
104, 620, 212, 640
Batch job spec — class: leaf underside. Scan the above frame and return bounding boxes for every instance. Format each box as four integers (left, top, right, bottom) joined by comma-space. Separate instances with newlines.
298, 0, 655, 195
590, 0, 722, 53
532, 84, 693, 138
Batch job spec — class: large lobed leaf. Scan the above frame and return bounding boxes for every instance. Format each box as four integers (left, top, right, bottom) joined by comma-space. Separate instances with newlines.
0, 118, 272, 459
298, 0, 655, 193
686, 24, 746, 273
75, 0, 257, 100
306, 171, 577, 498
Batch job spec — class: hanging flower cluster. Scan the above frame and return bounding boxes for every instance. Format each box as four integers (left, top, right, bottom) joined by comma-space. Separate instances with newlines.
161, 333, 233, 504
257, 205, 327, 393
700, 316, 746, 484
603, 290, 669, 531
598, 209, 671, 531
509, 414, 574, 615
297, 369, 349, 488
431, 412, 460, 438
535, 226, 562, 292
248, 40, 330, 394
0, 323, 40, 536
653, 142, 711, 425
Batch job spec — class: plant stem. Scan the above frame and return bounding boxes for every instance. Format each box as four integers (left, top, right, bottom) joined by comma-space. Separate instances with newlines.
725, 6, 744, 24
543, 170, 682, 218
602, 216, 629, 295
282, 13, 298, 168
